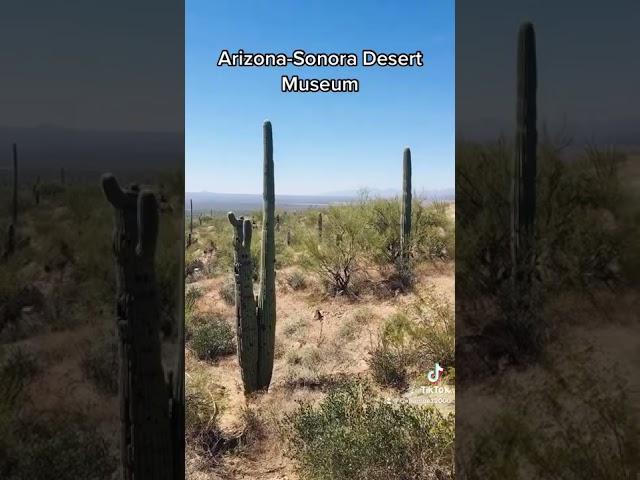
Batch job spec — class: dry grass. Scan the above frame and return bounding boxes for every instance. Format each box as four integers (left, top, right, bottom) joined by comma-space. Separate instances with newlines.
185, 213, 456, 480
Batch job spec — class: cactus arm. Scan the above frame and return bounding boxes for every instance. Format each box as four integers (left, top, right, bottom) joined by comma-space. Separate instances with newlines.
102, 174, 135, 209
136, 191, 159, 259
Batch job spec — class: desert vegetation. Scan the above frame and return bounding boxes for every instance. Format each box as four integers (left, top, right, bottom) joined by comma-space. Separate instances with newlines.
0, 149, 183, 478
185, 122, 455, 479
456, 23, 640, 478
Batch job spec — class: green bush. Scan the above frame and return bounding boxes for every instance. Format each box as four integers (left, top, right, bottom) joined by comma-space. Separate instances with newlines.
285, 270, 307, 291
188, 314, 235, 361
284, 381, 454, 480
185, 286, 202, 316
302, 205, 369, 295
367, 345, 409, 390
218, 278, 235, 306
412, 290, 455, 369
2, 414, 116, 480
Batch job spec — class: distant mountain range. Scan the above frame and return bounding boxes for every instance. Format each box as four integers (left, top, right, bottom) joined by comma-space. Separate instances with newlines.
186, 188, 454, 215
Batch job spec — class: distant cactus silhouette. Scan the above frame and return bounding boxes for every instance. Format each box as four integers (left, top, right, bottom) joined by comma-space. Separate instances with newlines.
190, 198, 193, 235
400, 147, 412, 260
228, 120, 276, 393
33, 175, 41, 205
11, 143, 17, 226
317, 212, 323, 239
512, 22, 537, 286
286, 230, 291, 246
4, 143, 18, 260
276, 213, 280, 232
102, 174, 174, 479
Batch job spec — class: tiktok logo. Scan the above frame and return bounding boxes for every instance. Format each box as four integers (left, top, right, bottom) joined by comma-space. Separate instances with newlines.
427, 362, 444, 383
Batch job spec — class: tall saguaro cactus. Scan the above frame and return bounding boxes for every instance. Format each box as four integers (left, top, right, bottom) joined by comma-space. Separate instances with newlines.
400, 147, 412, 260
12, 143, 18, 226
102, 174, 174, 480
317, 212, 323, 239
190, 199, 193, 235
511, 22, 537, 286
228, 120, 277, 393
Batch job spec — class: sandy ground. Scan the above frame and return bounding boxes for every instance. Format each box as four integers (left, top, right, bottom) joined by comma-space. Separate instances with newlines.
186, 260, 455, 480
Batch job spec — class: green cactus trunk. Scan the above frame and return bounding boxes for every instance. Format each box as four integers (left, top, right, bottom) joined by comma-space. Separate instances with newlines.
400, 147, 412, 260
228, 120, 276, 393
33, 175, 41, 206
512, 22, 537, 287
286, 230, 291, 246
257, 120, 276, 390
102, 174, 174, 479
317, 212, 322, 239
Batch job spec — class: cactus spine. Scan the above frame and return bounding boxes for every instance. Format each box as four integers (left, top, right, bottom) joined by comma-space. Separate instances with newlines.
228, 120, 276, 393
400, 147, 412, 260
317, 212, 322, 239
102, 174, 174, 479
512, 22, 537, 286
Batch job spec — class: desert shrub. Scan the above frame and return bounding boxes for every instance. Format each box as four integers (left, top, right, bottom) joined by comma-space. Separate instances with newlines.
2, 413, 115, 480
462, 355, 638, 479
367, 313, 417, 389
337, 318, 359, 342
1, 347, 40, 386
457, 140, 636, 300
185, 286, 202, 316
282, 318, 309, 337
185, 369, 221, 442
363, 196, 453, 266
381, 313, 416, 348
412, 290, 455, 369
351, 307, 375, 325
284, 381, 454, 480
285, 345, 321, 369
188, 314, 235, 361
285, 270, 307, 291
302, 205, 368, 295
218, 278, 235, 305
367, 344, 409, 390
81, 329, 118, 395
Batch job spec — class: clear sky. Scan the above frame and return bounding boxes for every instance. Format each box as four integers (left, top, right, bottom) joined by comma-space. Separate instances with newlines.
186, 0, 454, 194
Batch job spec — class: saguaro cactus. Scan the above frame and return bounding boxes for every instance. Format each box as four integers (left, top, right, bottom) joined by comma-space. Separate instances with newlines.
228, 120, 276, 393
228, 212, 259, 392
33, 176, 41, 205
400, 147, 412, 260
511, 22, 537, 285
11, 143, 18, 226
102, 174, 174, 480
190, 199, 193, 235
286, 230, 291, 246
317, 212, 323, 239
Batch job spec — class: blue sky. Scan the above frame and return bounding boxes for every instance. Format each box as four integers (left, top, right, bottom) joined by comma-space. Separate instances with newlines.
186, 0, 454, 194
